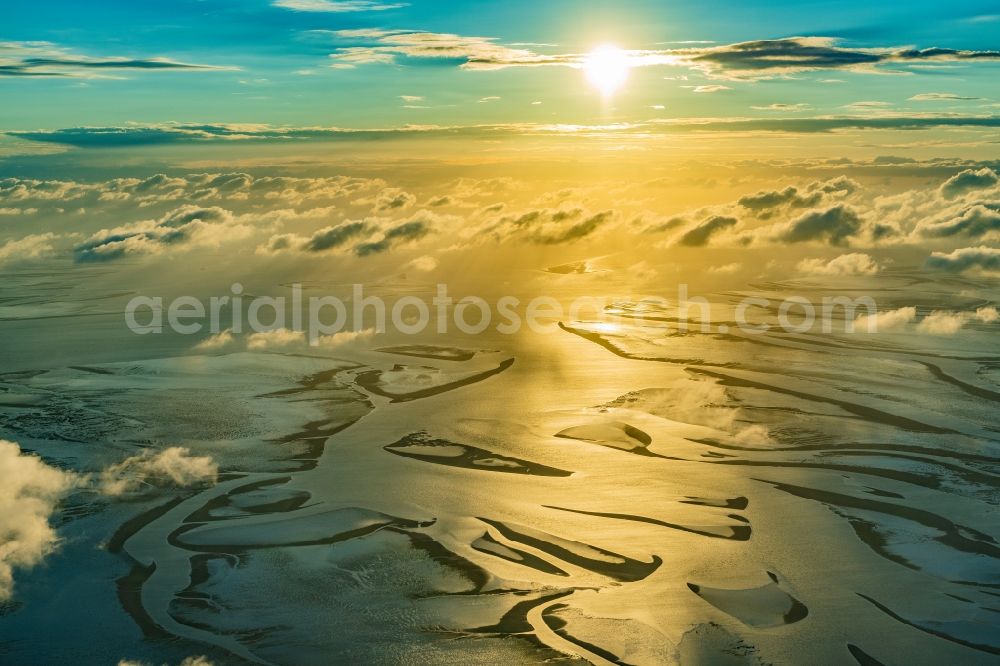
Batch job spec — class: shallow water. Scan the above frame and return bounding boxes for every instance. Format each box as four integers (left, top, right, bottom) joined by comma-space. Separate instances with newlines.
1, 272, 998, 665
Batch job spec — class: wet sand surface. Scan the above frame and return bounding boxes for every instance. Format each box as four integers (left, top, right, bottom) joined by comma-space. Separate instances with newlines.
0, 273, 998, 665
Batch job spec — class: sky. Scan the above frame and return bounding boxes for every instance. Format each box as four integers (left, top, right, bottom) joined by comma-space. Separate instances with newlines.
2, 0, 999, 134
0, 0, 999, 292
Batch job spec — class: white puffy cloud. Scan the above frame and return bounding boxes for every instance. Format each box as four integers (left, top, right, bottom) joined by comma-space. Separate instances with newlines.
99, 447, 218, 496
325, 28, 554, 69
194, 329, 235, 351
0, 440, 78, 600
775, 205, 865, 246
314, 328, 377, 348
910, 307, 998, 335
917, 311, 968, 335
74, 206, 255, 262
480, 206, 614, 245
258, 211, 444, 257
939, 167, 999, 200
919, 204, 1000, 239
675, 215, 739, 247
0, 173, 384, 209
118, 657, 214, 666
246, 328, 306, 351
798, 252, 881, 276
371, 188, 416, 212
855, 306, 916, 332
976, 306, 999, 323
0, 232, 59, 264
404, 255, 438, 272
739, 186, 822, 213
925, 246, 1000, 273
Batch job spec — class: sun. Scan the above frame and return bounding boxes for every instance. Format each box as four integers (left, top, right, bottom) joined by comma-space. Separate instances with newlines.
583, 44, 631, 97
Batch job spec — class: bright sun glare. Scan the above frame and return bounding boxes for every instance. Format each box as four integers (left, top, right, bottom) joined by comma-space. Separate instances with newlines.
583, 44, 631, 97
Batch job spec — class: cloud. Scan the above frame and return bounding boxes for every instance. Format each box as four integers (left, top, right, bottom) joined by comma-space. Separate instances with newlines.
484, 206, 614, 245
917, 311, 968, 335
909, 93, 982, 101
273, 0, 405, 11
10, 115, 1000, 147
925, 246, 1000, 273
314, 328, 377, 348
243, 327, 378, 351
399, 95, 424, 102
855, 306, 916, 332
976, 306, 999, 323
738, 186, 821, 213
708, 262, 742, 274
258, 211, 442, 258
752, 103, 812, 111
638, 213, 688, 234
0, 232, 58, 264
325, 29, 568, 69
74, 205, 253, 262
118, 657, 214, 666
677, 215, 738, 246
246, 328, 306, 350
321, 33, 1000, 78
304, 221, 370, 252
372, 187, 416, 212
739, 177, 858, 219
919, 204, 1000, 239
0, 440, 78, 600
689, 85, 730, 93
776, 205, 864, 246
194, 329, 235, 351
531, 210, 613, 244
673, 37, 1000, 80
939, 167, 999, 199
815, 176, 861, 195
355, 218, 431, 255
0, 172, 380, 207
100, 447, 217, 496
404, 255, 438, 272
0, 41, 234, 78
844, 101, 893, 112
915, 307, 999, 334
798, 252, 881, 275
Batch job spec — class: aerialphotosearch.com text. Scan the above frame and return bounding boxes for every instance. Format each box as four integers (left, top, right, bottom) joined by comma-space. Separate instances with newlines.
124, 283, 883, 342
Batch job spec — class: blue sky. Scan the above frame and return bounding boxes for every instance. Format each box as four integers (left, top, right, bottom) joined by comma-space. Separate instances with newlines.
2, 0, 999, 133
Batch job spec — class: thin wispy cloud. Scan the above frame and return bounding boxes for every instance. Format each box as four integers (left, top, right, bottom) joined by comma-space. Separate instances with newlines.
752, 103, 812, 111
688, 85, 730, 93
909, 92, 983, 101
0, 41, 235, 78
272, 0, 407, 12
